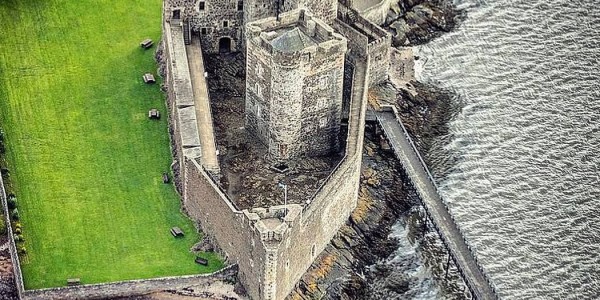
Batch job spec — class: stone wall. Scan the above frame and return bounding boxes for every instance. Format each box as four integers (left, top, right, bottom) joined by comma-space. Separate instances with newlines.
0, 173, 24, 299
163, 4, 369, 300
300, 0, 339, 24
353, 0, 395, 25
183, 159, 269, 300
272, 154, 362, 300
162, 13, 206, 186
391, 47, 415, 82
180, 117, 364, 300
22, 265, 238, 300
190, 0, 244, 53
245, 0, 338, 25
337, 5, 391, 86
333, 18, 370, 60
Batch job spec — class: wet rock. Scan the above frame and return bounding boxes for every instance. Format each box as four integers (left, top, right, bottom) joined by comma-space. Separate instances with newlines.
384, 272, 411, 294
390, 19, 410, 47
383, 0, 462, 46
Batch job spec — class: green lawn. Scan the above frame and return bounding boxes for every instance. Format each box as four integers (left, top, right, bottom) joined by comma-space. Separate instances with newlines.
0, 0, 222, 289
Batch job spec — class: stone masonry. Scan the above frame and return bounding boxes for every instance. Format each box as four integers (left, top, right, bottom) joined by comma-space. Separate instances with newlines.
181, 0, 340, 55
245, 10, 347, 160
162, 0, 393, 299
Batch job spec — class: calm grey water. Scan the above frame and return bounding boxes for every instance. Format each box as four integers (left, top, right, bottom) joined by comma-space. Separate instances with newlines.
413, 0, 600, 299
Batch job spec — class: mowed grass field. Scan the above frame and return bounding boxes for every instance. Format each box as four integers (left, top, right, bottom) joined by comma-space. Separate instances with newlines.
0, 0, 222, 289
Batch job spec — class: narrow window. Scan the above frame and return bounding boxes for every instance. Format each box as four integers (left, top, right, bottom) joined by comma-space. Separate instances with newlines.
311, 244, 316, 257
255, 82, 262, 98
256, 64, 263, 77
319, 76, 328, 88
319, 117, 327, 128
201, 28, 207, 35
256, 104, 261, 118
237, 0, 244, 11
317, 98, 326, 109
199, 1, 206, 11
223, 20, 229, 28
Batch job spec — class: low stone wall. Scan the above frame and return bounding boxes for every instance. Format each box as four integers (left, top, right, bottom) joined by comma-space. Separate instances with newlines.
183, 159, 270, 300
356, 0, 394, 25
22, 265, 238, 300
0, 172, 25, 299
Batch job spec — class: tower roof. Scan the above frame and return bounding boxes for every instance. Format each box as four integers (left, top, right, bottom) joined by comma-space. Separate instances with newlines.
270, 28, 316, 52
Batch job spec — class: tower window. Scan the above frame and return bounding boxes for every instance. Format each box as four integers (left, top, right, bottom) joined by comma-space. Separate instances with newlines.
223, 20, 229, 28
237, 0, 243, 11
317, 98, 326, 109
172, 9, 181, 19
255, 82, 262, 98
256, 64, 263, 77
319, 117, 327, 128
199, 1, 205, 11
201, 28, 207, 35
319, 76, 328, 88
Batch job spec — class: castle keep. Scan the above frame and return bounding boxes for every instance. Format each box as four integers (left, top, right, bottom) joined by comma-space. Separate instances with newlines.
162, 0, 392, 299
245, 11, 347, 160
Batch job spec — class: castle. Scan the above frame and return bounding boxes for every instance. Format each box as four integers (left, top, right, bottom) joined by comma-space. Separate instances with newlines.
161, 0, 393, 299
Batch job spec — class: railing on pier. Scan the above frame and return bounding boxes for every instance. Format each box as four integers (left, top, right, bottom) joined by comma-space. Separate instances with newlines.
375, 106, 499, 300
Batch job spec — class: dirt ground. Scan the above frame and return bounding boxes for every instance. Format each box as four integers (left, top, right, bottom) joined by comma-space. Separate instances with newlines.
204, 53, 343, 210
0, 230, 18, 300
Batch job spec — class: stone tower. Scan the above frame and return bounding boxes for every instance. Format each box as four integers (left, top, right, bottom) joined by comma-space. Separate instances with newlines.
245, 9, 347, 161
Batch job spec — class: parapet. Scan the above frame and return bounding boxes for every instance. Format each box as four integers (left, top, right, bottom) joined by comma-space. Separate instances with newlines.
246, 9, 346, 64
243, 205, 303, 243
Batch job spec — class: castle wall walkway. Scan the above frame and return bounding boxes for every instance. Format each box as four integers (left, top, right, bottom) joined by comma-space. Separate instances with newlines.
375, 109, 498, 300
186, 35, 219, 172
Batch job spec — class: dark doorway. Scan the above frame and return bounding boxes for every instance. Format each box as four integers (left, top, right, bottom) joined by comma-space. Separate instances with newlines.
172, 9, 181, 20
219, 37, 231, 53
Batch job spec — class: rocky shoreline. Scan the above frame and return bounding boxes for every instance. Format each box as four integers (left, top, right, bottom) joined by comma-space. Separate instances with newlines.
384, 0, 463, 46
285, 79, 464, 300
285, 0, 466, 298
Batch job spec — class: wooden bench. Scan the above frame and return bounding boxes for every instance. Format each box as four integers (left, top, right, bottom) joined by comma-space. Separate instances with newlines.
67, 278, 80, 286
148, 109, 160, 119
195, 257, 208, 266
170, 227, 184, 237
143, 73, 156, 84
140, 39, 153, 49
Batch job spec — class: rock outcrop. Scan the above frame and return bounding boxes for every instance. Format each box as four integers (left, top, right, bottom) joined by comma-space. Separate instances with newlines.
384, 0, 462, 46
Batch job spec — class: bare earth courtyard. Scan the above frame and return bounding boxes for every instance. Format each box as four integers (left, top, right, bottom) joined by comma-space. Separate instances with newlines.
0, 0, 222, 290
